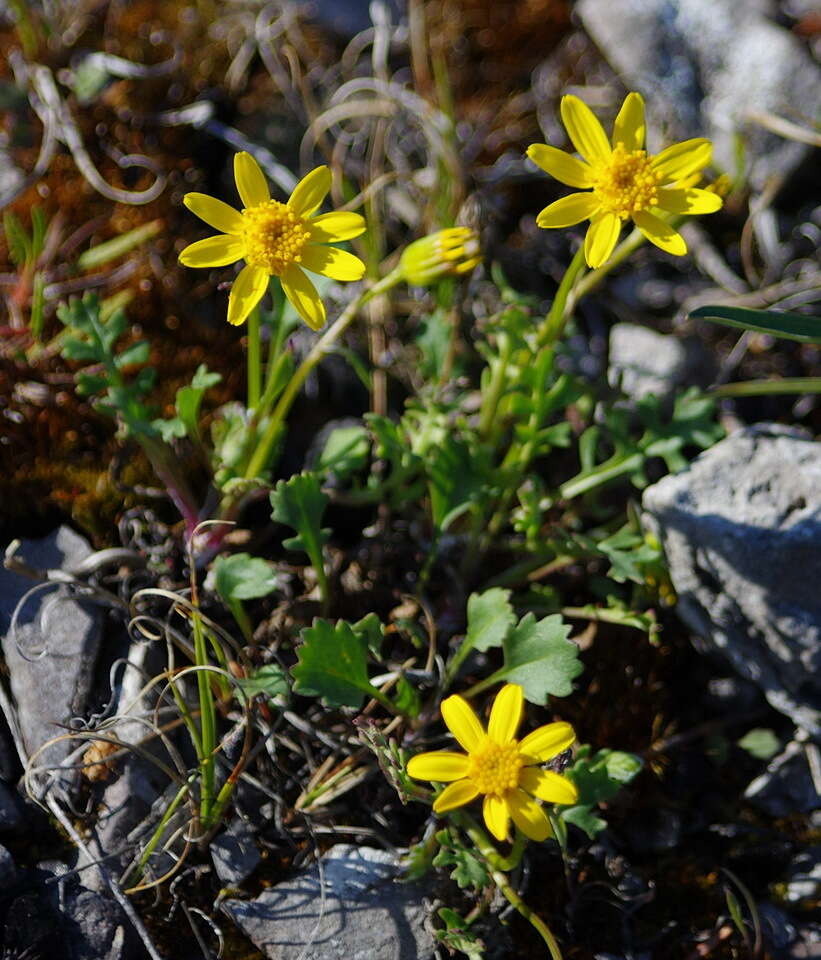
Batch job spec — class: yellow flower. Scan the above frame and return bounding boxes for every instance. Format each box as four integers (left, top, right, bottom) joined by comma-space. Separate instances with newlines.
179, 152, 366, 329
527, 92, 722, 268
399, 227, 482, 286
407, 684, 578, 843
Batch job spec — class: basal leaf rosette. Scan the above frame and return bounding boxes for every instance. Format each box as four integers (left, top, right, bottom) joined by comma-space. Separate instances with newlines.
179, 152, 366, 329
407, 683, 578, 842
527, 92, 722, 268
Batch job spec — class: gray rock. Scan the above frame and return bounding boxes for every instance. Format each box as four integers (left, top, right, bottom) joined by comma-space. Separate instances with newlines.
782, 846, 821, 906
608, 323, 711, 403
211, 818, 261, 886
0, 526, 103, 769
0, 842, 16, 887
0, 779, 23, 832
576, 0, 821, 189
61, 887, 132, 960
745, 739, 820, 817
642, 424, 821, 737
223, 844, 435, 960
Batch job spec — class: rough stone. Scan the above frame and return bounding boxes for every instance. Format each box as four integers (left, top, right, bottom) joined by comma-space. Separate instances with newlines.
642, 424, 821, 737
608, 323, 712, 403
0, 779, 23, 832
0, 526, 103, 768
222, 844, 436, 960
782, 846, 821, 906
0, 842, 16, 888
211, 818, 261, 887
576, 0, 821, 189
745, 739, 820, 817
60, 887, 133, 960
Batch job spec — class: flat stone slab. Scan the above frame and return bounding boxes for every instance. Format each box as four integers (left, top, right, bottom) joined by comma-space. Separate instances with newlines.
223, 844, 435, 960
0, 526, 103, 767
643, 424, 821, 738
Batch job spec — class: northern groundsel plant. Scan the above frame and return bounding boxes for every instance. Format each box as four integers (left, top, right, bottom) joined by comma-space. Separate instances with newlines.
528, 92, 723, 268
179, 152, 366, 329
407, 684, 578, 842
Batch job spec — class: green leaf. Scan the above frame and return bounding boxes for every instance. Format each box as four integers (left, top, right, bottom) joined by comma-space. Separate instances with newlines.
235, 663, 289, 705
292, 619, 379, 709
77, 220, 162, 270
433, 837, 490, 891
152, 417, 186, 442
351, 612, 385, 657
213, 553, 279, 602
175, 363, 221, 441
561, 805, 607, 838
481, 613, 583, 705
465, 588, 515, 653
560, 746, 643, 838
270, 472, 330, 559
394, 675, 421, 718
114, 340, 150, 369
737, 728, 780, 760
316, 425, 369, 480
690, 305, 821, 344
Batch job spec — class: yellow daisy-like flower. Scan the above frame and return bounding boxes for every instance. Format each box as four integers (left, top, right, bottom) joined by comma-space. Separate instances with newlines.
407, 684, 578, 843
179, 152, 366, 329
527, 92, 723, 269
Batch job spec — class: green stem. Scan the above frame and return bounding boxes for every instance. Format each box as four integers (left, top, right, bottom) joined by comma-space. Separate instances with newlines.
123, 773, 194, 887
243, 270, 403, 480
227, 597, 254, 645
454, 813, 562, 959
558, 452, 643, 500
191, 606, 217, 826
247, 306, 262, 411
539, 245, 587, 347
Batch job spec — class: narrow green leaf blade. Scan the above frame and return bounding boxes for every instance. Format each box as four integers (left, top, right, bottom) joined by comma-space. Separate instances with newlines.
690, 305, 821, 343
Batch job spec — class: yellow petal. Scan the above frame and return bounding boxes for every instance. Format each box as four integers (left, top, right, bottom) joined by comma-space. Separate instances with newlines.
656, 187, 723, 215
633, 210, 687, 256
612, 92, 646, 151
584, 213, 621, 268
406, 751, 470, 782
178, 234, 245, 268
487, 684, 523, 744
288, 166, 332, 217
183, 193, 243, 235
508, 789, 552, 841
536, 192, 600, 229
519, 768, 579, 806
526, 143, 594, 188
441, 694, 486, 753
227, 263, 269, 326
234, 152, 270, 208
482, 794, 510, 842
280, 264, 326, 331
560, 95, 612, 165
651, 138, 712, 183
300, 244, 366, 281
309, 211, 366, 242
433, 778, 480, 813
519, 721, 575, 764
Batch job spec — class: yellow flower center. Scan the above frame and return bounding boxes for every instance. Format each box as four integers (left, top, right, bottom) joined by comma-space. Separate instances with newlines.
592, 143, 661, 220
468, 741, 523, 797
241, 200, 311, 275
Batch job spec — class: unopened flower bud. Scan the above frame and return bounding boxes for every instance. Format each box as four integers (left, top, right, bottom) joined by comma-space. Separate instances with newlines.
398, 227, 481, 286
